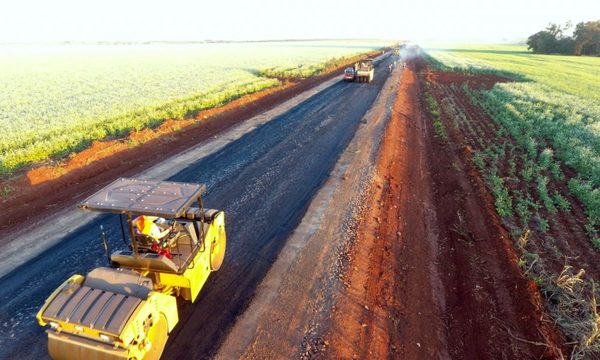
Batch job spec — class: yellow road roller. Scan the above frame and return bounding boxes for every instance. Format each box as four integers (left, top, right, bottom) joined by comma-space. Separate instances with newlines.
36, 178, 226, 360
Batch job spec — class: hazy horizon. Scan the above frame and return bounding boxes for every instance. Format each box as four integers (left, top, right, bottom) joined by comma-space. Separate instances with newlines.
0, 0, 598, 44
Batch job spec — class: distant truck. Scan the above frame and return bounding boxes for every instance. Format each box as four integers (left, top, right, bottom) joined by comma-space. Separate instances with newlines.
355, 59, 374, 83
343, 66, 356, 81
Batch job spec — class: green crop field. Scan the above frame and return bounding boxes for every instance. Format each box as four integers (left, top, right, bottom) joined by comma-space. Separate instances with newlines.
0, 40, 389, 175
425, 44, 600, 100
425, 44, 600, 246
425, 45, 600, 356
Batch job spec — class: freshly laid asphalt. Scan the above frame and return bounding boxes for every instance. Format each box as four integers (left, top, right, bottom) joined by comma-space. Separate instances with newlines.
0, 55, 394, 359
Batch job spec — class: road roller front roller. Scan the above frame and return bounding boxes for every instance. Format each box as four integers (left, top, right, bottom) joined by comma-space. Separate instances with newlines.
37, 178, 227, 360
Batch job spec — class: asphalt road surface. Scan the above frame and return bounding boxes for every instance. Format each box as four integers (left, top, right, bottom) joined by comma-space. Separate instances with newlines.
0, 55, 395, 359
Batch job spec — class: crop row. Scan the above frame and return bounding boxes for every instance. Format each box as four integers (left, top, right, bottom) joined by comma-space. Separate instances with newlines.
467, 85, 599, 246
426, 46, 599, 247
424, 45, 600, 358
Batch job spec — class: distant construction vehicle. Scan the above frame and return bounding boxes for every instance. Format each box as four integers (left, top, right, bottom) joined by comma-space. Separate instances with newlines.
36, 178, 227, 360
343, 66, 356, 81
355, 59, 374, 83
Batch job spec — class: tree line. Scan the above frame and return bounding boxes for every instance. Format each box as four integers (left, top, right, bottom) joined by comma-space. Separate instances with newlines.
527, 21, 600, 55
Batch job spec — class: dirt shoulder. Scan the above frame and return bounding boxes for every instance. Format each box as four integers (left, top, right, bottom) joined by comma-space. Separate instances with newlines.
0, 50, 382, 235
323, 58, 567, 358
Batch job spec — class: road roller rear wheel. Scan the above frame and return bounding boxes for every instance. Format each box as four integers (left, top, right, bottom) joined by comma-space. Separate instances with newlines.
209, 224, 226, 271
142, 315, 168, 360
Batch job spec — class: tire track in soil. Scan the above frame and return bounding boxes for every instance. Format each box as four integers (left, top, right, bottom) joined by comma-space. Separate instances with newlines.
324, 57, 566, 359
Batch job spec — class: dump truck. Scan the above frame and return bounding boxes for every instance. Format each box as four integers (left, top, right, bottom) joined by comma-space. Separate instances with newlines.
355, 59, 374, 83
36, 178, 226, 360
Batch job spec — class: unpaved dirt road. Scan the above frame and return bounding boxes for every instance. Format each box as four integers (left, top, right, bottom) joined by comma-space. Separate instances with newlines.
324, 58, 567, 359
0, 55, 396, 359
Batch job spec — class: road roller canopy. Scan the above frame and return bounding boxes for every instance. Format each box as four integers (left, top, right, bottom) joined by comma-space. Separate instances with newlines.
79, 177, 206, 218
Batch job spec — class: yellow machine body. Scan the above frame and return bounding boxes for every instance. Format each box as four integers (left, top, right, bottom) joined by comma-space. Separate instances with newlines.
36, 273, 178, 360
156, 211, 226, 302
36, 178, 227, 360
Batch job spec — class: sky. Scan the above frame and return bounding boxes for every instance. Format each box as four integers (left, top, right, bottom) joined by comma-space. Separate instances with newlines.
0, 0, 598, 43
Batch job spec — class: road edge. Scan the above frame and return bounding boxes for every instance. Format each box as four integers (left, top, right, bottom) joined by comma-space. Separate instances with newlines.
214, 60, 403, 359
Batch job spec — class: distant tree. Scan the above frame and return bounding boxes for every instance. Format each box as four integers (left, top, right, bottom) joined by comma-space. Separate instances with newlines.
546, 22, 567, 38
527, 20, 599, 56
527, 31, 558, 54
573, 21, 600, 55
556, 37, 576, 54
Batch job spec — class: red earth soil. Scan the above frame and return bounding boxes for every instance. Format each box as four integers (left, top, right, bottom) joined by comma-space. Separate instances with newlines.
0, 51, 381, 235
429, 69, 600, 282
324, 59, 567, 358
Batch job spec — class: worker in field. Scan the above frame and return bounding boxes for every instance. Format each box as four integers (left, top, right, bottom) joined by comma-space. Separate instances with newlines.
135, 215, 173, 258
